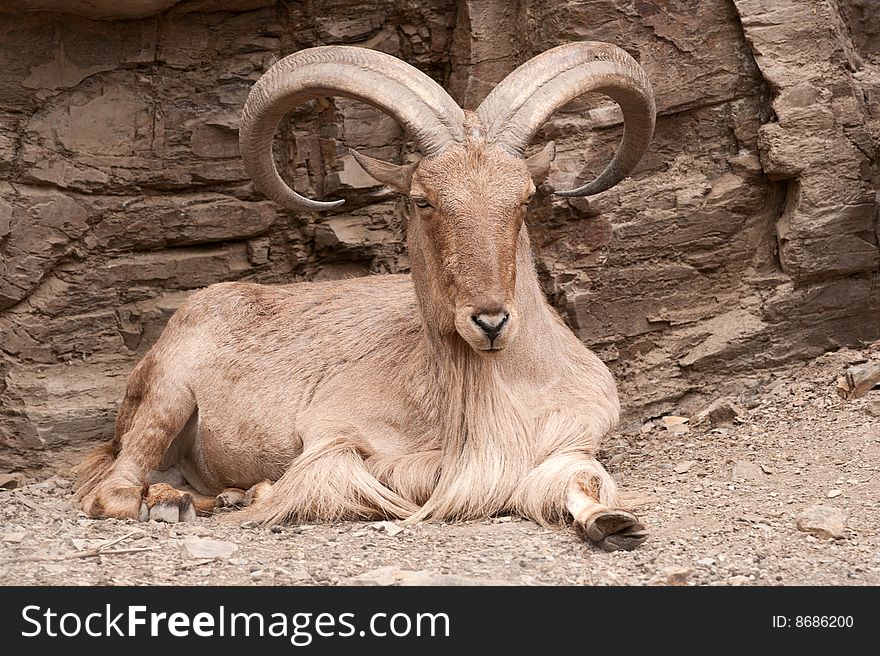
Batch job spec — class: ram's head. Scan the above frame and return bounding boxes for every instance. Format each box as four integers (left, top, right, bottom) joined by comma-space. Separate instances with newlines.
240, 44, 655, 353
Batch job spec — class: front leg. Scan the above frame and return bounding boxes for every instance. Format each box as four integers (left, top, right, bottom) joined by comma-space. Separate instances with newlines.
514, 455, 648, 552
566, 470, 648, 552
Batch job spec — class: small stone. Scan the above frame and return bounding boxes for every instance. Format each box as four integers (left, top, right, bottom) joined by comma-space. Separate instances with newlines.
640, 421, 655, 434
826, 489, 843, 498
347, 566, 510, 586
32, 476, 62, 491
276, 568, 311, 583
674, 460, 696, 474
181, 536, 239, 559
732, 461, 764, 482
760, 464, 774, 475
368, 521, 404, 536
397, 571, 512, 586
796, 505, 846, 539
697, 557, 716, 567
2, 532, 25, 543
649, 566, 691, 586
349, 566, 401, 586
659, 416, 689, 435
691, 398, 743, 427
725, 575, 751, 586
737, 513, 763, 524
0, 473, 24, 490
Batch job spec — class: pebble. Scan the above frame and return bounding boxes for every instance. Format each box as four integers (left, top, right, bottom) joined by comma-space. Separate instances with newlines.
181, 536, 239, 559
725, 575, 752, 586
276, 567, 311, 583
731, 461, 764, 482
2, 532, 25, 543
348, 566, 511, 586
649, 566, 691, 586
397, 571, 513, 586
660, 416, 689, 435
348, 566, 402, 586
691, 399, 743, 427
367, 521, 404, 537
674, 460, 696, 474
826, 489, 842, 498
796, 505, 847, 539
0, 473, 24, 490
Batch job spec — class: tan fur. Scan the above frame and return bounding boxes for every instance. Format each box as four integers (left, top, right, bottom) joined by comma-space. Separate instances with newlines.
74, 114, 638, 545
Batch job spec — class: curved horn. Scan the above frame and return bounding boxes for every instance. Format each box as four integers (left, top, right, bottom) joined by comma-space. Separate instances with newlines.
476, 42, 655, 197
240, 46, 466, 211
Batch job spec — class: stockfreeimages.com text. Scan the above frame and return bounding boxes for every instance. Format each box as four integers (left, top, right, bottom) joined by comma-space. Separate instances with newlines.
21, 604, 450, 646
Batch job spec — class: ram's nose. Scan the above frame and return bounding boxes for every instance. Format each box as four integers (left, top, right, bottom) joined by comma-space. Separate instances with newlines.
471, 310, 510, 341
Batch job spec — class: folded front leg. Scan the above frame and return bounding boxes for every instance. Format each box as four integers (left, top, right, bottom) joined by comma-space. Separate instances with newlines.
566, 467, 648, 552
514, 453, 648, 551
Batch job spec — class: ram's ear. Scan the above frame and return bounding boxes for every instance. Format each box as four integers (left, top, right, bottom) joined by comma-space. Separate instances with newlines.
350, 149, 419, 194
525, 141, 556, 186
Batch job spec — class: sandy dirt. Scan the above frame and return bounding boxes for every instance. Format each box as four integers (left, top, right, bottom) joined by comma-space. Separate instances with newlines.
2, 346, 879, 586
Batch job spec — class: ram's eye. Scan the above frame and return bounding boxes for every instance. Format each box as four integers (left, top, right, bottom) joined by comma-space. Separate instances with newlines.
413, 197, 434, 209
523, 192, 536, 205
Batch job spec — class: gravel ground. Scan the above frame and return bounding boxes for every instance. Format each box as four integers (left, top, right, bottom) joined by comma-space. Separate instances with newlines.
2, 347, 879, 586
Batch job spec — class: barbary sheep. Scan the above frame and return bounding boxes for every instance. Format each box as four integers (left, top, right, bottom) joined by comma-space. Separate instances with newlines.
75, 42, 655, 551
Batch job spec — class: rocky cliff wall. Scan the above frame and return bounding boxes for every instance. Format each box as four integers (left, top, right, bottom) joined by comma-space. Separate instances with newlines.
1, 0, 878, 471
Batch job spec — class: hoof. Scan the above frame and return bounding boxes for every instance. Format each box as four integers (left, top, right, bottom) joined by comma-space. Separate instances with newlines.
215, 488, 248, 509
142, 483, 196, 523
581, 509, 648, 552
